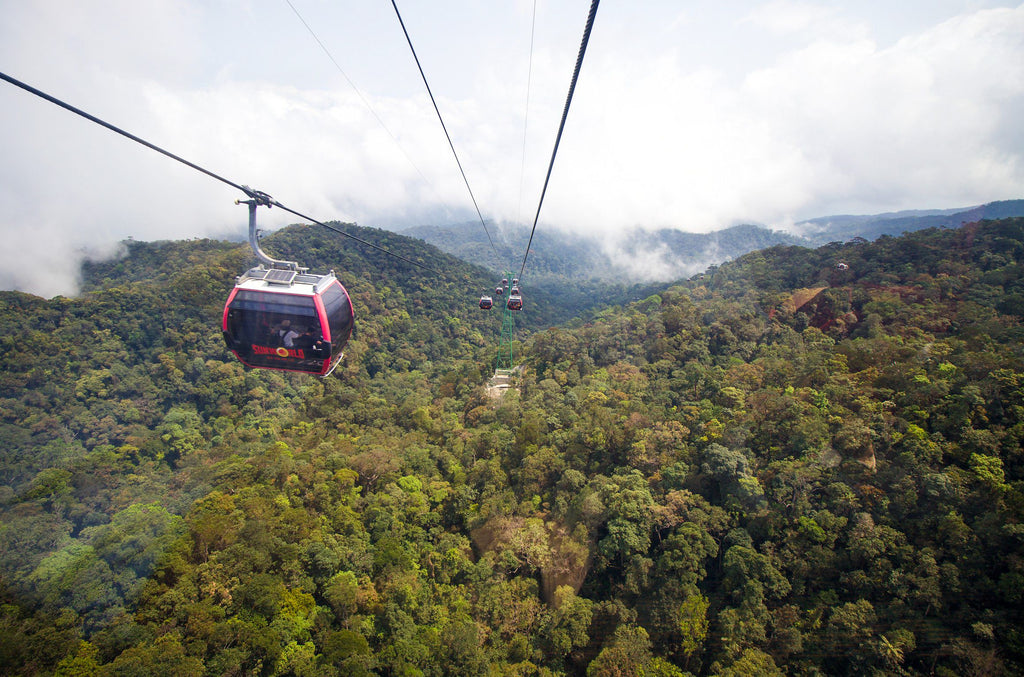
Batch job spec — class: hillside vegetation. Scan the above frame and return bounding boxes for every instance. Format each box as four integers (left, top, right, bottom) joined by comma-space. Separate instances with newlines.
402, 200, 1024, 283
1, 219, 1023, 675
401, 221, 802, 287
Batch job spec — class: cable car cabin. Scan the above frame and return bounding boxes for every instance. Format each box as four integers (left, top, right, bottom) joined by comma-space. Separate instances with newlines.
494, 286, 504, 297
223, 267, 354, 377
511, 286, 521, 295
512, 278, 519, 286
507, 293, 523, 311
479, 295, 493, 310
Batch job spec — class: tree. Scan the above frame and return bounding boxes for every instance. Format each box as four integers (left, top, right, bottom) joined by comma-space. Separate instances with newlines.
541, 586, 593, 662
587, 625, 655, 677
184, 492, 244, 562
592, 472, 656, 594
677, 593, 709, 661
100, 633, 204, 676
713, 647, 784, 677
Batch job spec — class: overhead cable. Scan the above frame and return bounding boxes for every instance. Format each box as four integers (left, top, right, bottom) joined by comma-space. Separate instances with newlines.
0, 70, 441, 275
518, 0, 600, 282
516, 0, 538, 228
268, 199, 441, 275
0, 71, 251, 196
390, 0, 502, 263
282, 0, 451, 211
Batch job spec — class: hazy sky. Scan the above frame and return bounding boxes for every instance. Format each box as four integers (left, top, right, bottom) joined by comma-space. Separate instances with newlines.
2, 0, 1023, 296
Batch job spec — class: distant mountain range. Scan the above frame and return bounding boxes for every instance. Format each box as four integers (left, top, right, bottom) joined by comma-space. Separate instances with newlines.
400, 199, 1024, 283
398, 222, 804, 284
794, 199, 1024, 245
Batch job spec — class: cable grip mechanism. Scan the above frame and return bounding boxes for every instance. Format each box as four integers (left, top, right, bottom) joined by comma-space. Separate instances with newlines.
237, 191, 304, 272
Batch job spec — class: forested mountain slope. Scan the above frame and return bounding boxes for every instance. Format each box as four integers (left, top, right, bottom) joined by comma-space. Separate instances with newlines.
1, 219, 1023, 675
401, 221, 802, 285
404, 200, 1024, 286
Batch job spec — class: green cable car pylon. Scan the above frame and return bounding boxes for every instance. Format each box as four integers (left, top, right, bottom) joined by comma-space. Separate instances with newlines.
495, 310, 515, 371
495, 271, 516, 371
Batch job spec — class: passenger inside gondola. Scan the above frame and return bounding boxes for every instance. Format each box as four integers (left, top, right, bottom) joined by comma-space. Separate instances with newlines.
293, 326, 312, 350
293, 325, 325, 355
275, 319, 301, 347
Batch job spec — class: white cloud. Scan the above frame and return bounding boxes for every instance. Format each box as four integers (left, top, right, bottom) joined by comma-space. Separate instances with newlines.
1, 1, 1023, 296
741, 0, 854, 38
742, 5, 1024, 216
539, 3, 1024, 234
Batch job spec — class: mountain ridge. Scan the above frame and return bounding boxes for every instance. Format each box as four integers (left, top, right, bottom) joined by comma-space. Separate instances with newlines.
400, 199, 1024, 283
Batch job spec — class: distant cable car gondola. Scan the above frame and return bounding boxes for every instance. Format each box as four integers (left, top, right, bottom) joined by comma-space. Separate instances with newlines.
479, 295, 493, 310
222, 196, 354, 377
510, 286, 520, 295
512, 278, 519, 286
494, 285, 504, 297
507, 293, 523, 311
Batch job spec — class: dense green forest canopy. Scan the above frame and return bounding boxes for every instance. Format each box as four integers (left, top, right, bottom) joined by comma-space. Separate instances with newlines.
1, 219, 1023, 675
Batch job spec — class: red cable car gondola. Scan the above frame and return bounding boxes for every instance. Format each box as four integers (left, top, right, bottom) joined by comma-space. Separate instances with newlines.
479, 295, 493, 310
222, 196, 354, 377
507, 293, 523, 311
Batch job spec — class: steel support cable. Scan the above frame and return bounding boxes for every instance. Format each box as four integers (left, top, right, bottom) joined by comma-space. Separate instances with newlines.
389, 0, 501, 263
515, 0, 538, 228
518, 0, 600, 283
0, 70, 441, 275
283, 0, 451, 211
264, 200, 441, 274
1, 71, 251, 196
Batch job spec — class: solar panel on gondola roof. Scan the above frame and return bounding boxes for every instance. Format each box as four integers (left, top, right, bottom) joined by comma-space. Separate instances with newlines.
264, 268, 298, 285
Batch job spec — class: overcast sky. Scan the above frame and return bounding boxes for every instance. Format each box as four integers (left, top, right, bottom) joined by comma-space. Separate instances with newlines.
2, 0, 1023, 296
